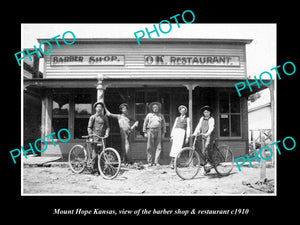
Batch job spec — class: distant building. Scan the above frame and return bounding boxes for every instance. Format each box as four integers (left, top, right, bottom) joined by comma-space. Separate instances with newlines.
248, 89, 272, 149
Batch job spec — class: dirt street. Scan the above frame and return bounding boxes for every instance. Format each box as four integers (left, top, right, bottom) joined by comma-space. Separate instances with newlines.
22, 162, 275, 195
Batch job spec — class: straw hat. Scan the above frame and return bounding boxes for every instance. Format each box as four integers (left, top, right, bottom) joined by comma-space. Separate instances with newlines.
178, 105, 187, 112
119, 103, 129, 111
148, 102, 161, 112
93, 101, 105, 109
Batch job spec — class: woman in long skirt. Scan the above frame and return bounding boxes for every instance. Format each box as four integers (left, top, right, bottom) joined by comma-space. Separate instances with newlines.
169, 105, 190, 169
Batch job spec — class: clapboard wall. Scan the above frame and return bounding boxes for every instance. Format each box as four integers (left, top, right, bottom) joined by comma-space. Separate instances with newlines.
41, 38, 250, 80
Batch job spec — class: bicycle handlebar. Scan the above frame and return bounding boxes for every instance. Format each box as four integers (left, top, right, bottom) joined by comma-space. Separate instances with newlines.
189, 133, 205, 137
82, 134, 108, 139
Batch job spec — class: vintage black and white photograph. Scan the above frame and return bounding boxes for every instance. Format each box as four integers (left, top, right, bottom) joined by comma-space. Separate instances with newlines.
21, 23, 277, 196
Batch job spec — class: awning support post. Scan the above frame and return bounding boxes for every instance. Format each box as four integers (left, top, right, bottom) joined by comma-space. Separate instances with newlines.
183, 83, 199, 146
96, 74, 105, 102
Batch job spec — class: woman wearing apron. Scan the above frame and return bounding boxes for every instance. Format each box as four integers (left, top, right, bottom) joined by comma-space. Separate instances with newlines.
169, 105, 190, 169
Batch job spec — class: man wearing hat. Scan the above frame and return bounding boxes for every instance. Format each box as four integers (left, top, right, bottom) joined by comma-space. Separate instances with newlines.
87, 101, 110, 173
193, 105, 215, 154
105, 103, 138, 164
143, 102, 166, 166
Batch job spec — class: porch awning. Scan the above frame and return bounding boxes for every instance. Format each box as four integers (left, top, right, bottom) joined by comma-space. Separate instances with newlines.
24, 78, 269, 97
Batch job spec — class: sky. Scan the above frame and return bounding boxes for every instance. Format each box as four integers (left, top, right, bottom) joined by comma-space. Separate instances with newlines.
22, 23, 276, 78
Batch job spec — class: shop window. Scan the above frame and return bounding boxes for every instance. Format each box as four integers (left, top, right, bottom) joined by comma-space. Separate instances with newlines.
52, 92, 93, 140
219, 92, 241, 137
134, 90, 171, 139
74, 93, 92, 139
52, 94, 69, 139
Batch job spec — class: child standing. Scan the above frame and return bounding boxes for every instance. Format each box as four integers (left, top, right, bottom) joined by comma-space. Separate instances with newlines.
193, 105, 215, 154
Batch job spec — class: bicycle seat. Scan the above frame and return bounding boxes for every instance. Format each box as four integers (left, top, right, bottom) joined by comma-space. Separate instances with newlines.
96, 142, 103, 147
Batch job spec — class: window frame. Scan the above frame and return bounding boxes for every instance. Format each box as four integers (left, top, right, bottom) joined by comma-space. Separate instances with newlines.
49, 89, 95, 141
218, 90, 242, 139
50, 92, 71, 141
73, 93, 93, 140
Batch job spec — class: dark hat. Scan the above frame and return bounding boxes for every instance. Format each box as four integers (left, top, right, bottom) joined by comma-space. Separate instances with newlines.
178, 105, 187, 112
119, 103, 129, 111
93, 101, 105, 109
201, 105, 212, 112
148, 102, 161, 112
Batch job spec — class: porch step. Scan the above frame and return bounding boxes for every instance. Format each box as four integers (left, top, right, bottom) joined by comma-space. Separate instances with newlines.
23, 155, 63, 167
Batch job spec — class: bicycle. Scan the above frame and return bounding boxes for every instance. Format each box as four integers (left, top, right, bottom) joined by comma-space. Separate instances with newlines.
68, 133, 121, 179
174, 133, 234, 180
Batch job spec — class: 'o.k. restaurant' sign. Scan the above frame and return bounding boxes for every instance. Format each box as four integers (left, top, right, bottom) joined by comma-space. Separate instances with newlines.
144, 55, 240, 66
50, 55, 240, 66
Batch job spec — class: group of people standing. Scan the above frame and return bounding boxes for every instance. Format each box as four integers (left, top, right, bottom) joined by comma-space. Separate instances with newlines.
87, 100, 214, 171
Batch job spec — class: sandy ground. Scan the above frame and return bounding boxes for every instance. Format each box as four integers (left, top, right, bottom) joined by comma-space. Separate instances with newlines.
22, 162, 275, 195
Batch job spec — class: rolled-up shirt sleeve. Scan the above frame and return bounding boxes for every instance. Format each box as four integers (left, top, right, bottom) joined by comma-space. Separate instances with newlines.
104, 116, 110, 136
87, 115, 94, 135
186, 117, 191, 138
171, 117, 178, 138
143, 114, 150, 133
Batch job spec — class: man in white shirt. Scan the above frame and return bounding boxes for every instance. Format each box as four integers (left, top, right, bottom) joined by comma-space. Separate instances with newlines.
105, 103, 138, 164
193, 105, 215, 154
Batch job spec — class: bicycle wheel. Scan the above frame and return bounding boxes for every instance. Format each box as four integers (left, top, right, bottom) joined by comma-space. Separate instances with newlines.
98, 147, 121, 179
174, 147, 201, 180
68, 145, 87, 174
213, 145, 234, 176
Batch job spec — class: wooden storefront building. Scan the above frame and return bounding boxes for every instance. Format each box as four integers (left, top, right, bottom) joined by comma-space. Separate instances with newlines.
24, 38, 254, 163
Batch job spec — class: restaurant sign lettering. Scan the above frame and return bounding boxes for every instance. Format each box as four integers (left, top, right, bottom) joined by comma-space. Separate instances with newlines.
50, 55, 125, 66
144, 55, 240, 66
